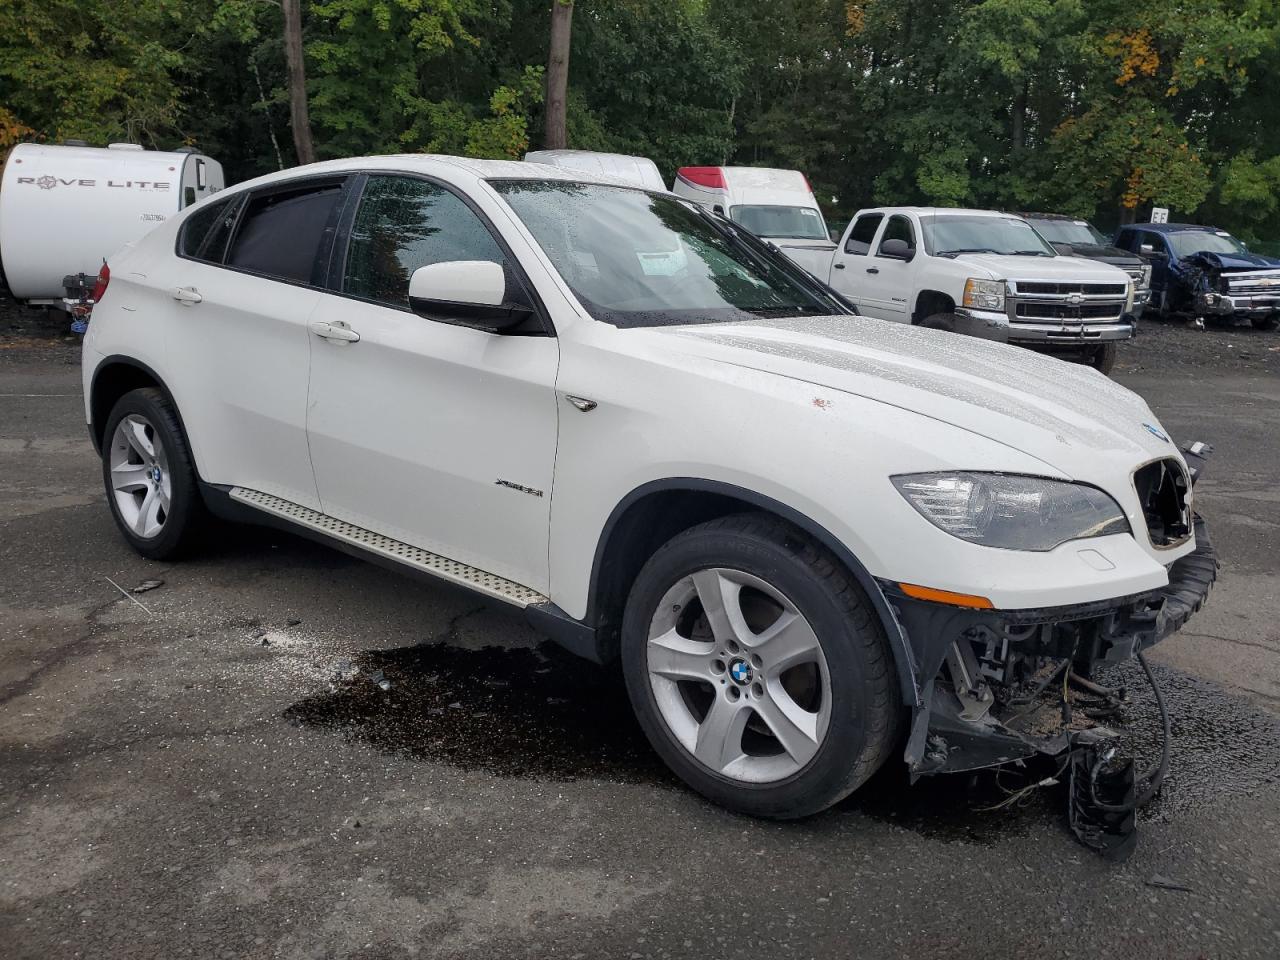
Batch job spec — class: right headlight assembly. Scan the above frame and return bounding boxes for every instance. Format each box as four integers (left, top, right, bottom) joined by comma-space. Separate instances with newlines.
891, 472, 1130, 551
962, 277, 1005, 311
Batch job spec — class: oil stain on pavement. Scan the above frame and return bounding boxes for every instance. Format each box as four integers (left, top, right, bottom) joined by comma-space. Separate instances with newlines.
285, 640, 1280, 845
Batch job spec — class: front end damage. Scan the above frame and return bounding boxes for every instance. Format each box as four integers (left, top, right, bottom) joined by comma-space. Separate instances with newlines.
881, 473, 1218, 855
1176, 253, 1280, 328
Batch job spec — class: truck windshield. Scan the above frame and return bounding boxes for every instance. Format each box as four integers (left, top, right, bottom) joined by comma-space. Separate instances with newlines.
1028, 218, 1108, 247
491, 181, 846, 328
729, 204, 830, 241
923, 215, 1056, 257
1166, 230, 1248, 258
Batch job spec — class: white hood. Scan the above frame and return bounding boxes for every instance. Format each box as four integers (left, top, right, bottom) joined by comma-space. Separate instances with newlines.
952, 253, 1130, 283
646, 314, 1178, 481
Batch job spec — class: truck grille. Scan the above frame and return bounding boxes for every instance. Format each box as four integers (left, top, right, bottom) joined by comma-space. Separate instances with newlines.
1006, 279, 1128, 326
1221, 269, 1280, 295
1012, 281, 1128, 297
1015, 302, 1122, 320
1133, 458, 1192, 548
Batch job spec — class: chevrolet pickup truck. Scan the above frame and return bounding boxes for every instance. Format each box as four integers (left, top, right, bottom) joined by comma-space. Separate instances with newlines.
784, 207, 1136, 374
1114, 222, 1280, 330
1017, 212, 1152, 321
83, 158, 1215, 822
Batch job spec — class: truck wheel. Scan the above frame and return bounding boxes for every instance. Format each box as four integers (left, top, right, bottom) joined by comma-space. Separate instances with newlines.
1252, 314, 1279, 331
620, 513, 900, 819
1092, 342, 1117, 375
101, 387, 207, 560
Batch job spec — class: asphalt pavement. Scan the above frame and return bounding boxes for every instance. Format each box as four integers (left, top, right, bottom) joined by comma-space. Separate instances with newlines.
2, 312, 1278, 960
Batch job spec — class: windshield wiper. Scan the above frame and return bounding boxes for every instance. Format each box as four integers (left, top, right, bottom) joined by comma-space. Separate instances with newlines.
1011, 249, 1053, 257
936, 247, 999, 258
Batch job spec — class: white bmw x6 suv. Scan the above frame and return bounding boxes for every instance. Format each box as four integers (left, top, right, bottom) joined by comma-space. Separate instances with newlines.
83, 156, 1216, 818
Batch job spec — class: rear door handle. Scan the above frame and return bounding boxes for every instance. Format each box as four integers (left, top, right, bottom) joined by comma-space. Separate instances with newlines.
866, 267, 880, 274
172, 286, 202, 304
310, 320, 361, 344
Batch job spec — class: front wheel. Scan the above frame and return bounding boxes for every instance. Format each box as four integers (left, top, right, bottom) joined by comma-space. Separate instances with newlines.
1092, 342, 1118, 375
101, 387, 207, 560
1252, 313, 1279, 331
620, 514, 900, 819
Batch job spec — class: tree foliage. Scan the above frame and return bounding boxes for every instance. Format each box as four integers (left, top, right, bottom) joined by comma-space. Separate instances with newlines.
1, 0, 1278, 237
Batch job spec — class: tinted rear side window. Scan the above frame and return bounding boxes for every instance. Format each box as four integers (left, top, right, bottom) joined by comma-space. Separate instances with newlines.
844, 213, 883, 255
179, 197, 239, 264
227, 182, 345, 284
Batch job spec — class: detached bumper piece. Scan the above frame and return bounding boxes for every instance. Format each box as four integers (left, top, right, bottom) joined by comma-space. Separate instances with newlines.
889, 517, 1217, 781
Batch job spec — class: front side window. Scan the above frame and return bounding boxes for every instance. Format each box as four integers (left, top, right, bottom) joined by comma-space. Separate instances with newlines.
921, 215, 1055, 257
343, 176, 508, 310
492, 181, 843, 329
226, 181, 346, 284
844, 213, 883, 255
876, 215, 916, 256
729, 204, 829, 241
179, 196, 240, 264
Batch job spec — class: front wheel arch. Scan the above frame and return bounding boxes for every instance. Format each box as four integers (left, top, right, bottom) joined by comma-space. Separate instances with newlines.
587, 478, 920, 708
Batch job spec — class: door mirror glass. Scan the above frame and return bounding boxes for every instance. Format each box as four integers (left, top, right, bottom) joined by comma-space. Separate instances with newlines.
408, 261, 532, 332
1139, 243, 1154, 255
879, 238, 913, 260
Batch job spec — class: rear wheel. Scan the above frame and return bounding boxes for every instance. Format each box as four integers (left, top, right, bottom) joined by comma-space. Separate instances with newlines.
101, 387, 207, 560
620, 514, 900, 819
1252, 313, 1279, 331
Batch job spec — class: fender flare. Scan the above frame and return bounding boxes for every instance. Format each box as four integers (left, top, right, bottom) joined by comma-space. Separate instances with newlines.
88, 355, 196, 464
588, 478, 922, 707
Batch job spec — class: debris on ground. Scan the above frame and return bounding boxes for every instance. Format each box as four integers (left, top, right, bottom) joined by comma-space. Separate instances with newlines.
103, 576, 155, 616
1146, 875, 1194, 893
368, 669, 391, 692
132, 579, 164, 594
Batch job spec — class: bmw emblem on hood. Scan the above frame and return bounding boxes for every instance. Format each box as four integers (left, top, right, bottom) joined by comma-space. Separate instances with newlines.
1143, 422, 1170, 443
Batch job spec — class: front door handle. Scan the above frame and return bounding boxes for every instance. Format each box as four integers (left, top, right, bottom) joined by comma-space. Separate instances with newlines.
832, 262, 846, 270
310, 320, 361, 344
172, 286, 202, 305
866, 267, 880, 274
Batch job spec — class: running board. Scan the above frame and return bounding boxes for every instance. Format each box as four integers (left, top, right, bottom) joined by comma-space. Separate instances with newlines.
228, 487, 548, 608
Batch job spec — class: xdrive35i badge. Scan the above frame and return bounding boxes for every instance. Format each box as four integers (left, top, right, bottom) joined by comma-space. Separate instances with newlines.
1143, 423, 1170, 443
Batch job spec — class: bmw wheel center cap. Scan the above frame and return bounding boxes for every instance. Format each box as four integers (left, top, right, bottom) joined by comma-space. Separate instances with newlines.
729, 658, 753, 685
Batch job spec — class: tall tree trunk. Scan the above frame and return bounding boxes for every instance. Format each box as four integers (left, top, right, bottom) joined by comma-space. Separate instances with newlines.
281, 0, 315, 165
543, 0, 574, 150
1011, 80, 1027, 153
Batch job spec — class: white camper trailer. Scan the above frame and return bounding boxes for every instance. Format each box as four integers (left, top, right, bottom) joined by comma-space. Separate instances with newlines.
0, 142, 226, 313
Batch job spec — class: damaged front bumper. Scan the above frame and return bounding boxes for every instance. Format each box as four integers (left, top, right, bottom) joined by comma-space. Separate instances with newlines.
1194, 290, 1280, 317
886, 516, 1218, 778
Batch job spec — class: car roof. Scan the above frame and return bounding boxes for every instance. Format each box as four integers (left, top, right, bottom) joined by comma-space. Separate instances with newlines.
867, 206, 1014, 217
1118, 222, 1223, 233
220, 153, 649, 196
1014, 211, 1090, 222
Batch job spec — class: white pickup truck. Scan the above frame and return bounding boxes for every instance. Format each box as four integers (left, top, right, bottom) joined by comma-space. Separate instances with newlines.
783, 207, 1136, 373
83, 158, 1214, 822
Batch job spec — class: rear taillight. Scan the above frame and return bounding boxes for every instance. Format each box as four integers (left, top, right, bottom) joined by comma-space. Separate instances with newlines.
91, 261, 110, 302
677, 166, 726, 189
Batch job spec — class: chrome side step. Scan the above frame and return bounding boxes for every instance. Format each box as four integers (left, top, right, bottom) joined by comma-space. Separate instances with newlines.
228, 487, 549, 608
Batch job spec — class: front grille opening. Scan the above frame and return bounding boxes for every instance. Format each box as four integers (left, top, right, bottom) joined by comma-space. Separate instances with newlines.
1134, 459, 1191, 547
1014, 302, 1122, 320
1015, 281, 1128, 297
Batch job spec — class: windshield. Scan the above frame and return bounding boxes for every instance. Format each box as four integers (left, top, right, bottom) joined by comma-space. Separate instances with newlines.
1028, 218, 1107, 247
1167, 230, 1248, 258
729, 204, 830, 241
492, 181, 845, 328
921, 215, 1056, 257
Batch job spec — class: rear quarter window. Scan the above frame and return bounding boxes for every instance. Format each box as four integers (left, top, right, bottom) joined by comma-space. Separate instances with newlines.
225, 181, 346, 285
178, 196, 241, 265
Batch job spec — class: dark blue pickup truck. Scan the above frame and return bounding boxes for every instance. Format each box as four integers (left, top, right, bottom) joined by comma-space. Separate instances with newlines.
1114, 222, 1280, 330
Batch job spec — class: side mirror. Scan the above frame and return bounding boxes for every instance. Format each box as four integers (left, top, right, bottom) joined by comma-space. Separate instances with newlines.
1051, 242, 1074, 256
879, 238, 914, 261
1139, 243, 1158, 256
408, 260, 533, 333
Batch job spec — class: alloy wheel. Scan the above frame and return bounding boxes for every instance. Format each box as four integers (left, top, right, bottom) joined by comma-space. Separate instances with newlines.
109, 414, 172, 539
645, 567, 832, 784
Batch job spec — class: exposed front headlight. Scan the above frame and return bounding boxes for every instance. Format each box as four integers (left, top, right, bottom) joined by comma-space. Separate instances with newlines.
891, 472, 1130, 551
1141, 263, 1153, 287
962, 278, 1005, 311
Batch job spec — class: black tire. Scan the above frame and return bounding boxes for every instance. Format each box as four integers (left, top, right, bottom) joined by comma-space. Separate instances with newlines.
1252, 313, 1279, 331
101, 387, 207, 560
620, 513, 901, 819
1092, 342, 1117, 375
920, 311, 960, 331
